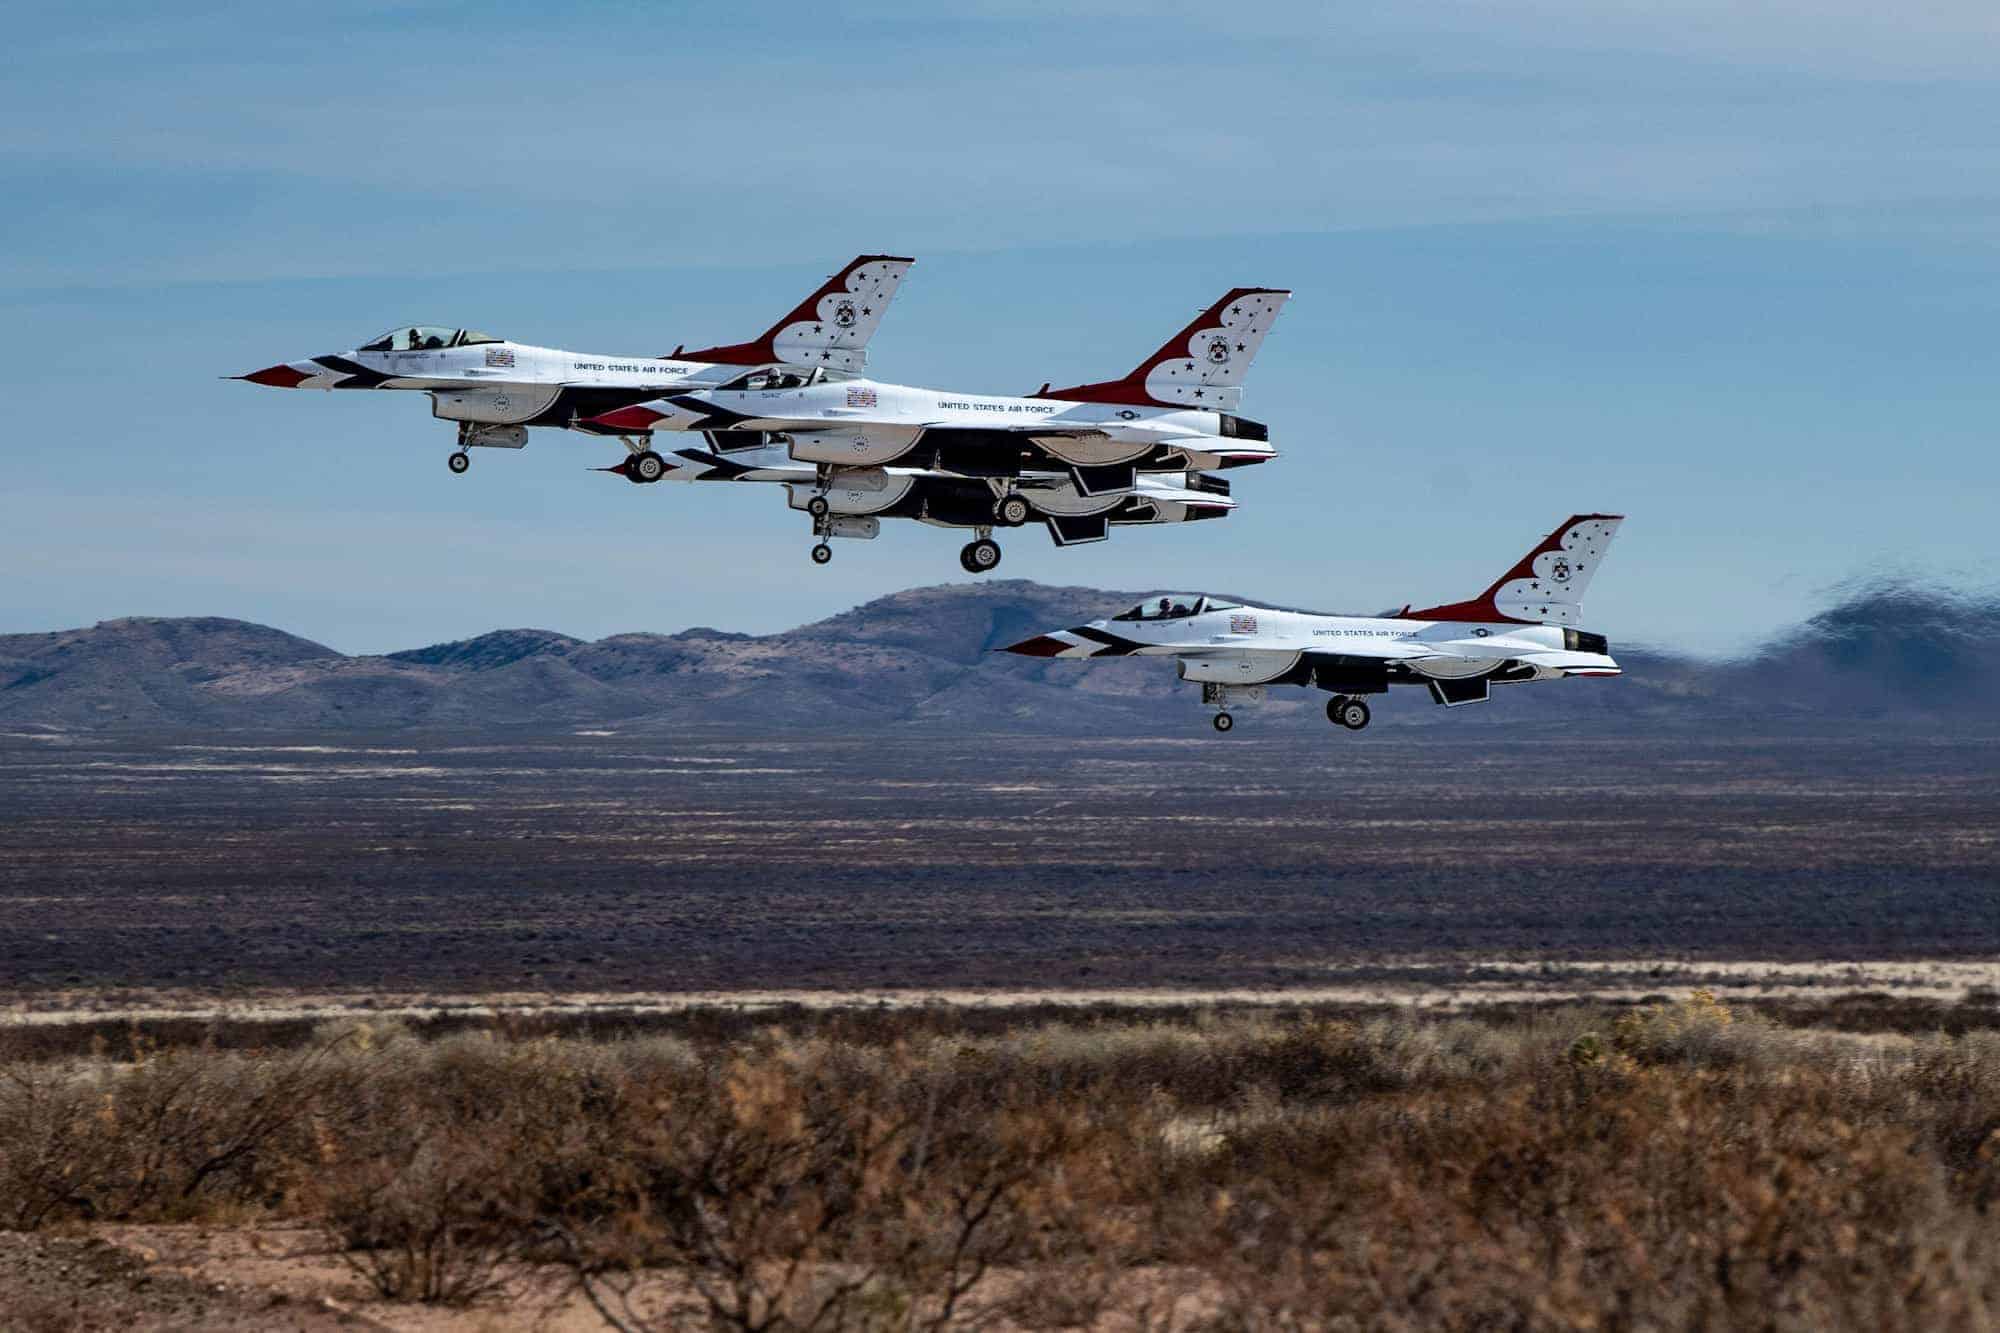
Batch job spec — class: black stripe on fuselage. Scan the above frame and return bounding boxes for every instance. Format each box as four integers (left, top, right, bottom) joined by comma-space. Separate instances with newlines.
1067, 626, 1144, 656
534, 387, 695, 431
671, 449, 760, 480
311, 355, 394, 388
666, 396, 755, 430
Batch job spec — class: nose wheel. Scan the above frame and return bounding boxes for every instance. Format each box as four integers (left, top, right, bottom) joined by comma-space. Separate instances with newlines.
1212, 711, 1234, 733
447, 450, 471, 475
806, 494, 831, 519
958, 530, 1002, 574
810, 542, 833, 566
1327, 696, 1371, 731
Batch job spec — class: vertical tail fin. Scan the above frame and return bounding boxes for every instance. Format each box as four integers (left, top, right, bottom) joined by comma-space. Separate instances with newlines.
1404, 515, 1625, 626
1037, 287, 1291, 410
678, 254, 915, 370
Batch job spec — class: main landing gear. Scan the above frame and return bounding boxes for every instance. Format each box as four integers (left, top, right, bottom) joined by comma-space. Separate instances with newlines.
958, 529, 1002, 573
1327, 696, 1372, 731
1212, 711, 1235, 733
628, 450, 666, 483
993, 493, 1031, 527
447, 450, 471, 474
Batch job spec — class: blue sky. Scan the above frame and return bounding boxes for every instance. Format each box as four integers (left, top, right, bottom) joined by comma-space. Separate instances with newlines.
5, 2, 2000, 656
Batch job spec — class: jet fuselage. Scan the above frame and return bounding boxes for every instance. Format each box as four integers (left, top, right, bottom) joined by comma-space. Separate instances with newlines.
597, 377, 1277, 477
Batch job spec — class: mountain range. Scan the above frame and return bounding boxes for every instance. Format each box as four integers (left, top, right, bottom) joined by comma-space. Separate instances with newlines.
1, 580, 1995, 734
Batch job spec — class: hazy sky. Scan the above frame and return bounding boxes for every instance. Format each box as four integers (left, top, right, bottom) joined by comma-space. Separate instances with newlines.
6, 1, 2000, 656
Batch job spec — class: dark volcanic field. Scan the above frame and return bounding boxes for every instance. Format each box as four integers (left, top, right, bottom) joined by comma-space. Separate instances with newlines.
0, 728, 1995, 994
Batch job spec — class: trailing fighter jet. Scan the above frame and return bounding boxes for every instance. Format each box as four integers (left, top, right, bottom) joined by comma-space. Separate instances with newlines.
1004, 514, 1624, 732
228, 256, 913, 475
581, 287, 1290, 567
620, 440, 1234, 571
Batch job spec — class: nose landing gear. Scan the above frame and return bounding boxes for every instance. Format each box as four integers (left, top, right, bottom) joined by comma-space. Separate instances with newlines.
1326, 696, 1372, 731
447, 450, 471, 475
1212, 711, 1235, 733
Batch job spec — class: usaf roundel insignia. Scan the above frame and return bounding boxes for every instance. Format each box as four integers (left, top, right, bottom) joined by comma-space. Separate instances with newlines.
1206, 335, 1231, 364
833, 299, 859, 329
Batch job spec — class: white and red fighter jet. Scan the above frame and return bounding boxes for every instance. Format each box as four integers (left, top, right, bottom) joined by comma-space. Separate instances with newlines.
1005, 514, 1624, 732
230, 255, 914, 475
580, 285, 1289, 569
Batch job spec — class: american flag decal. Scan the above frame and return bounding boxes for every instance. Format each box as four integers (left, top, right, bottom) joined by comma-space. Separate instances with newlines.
846, 386, 878, 408
1230, 615, 1258, 633
484, 347, 515, 368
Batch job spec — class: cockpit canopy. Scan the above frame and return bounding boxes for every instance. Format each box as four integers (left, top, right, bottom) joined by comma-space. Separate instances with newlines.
719, 366, 852, 391
356, 326, 504, 353
1112, 595, 1243, 622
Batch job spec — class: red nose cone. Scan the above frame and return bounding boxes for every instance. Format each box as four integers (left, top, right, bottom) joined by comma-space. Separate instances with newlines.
590, 405, 666, 431
1003, 634, 1072, 657
237, 364, 314, 388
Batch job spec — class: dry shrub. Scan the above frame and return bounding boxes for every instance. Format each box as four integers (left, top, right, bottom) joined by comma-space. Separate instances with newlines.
0, 1034, 350, 1228
1175, 1058, 2000, 1330
0, 1063, 121, 1229
548, 1042, 1121, 1332
317, 1128, 530, 1305
1, 1000, 1996, 1330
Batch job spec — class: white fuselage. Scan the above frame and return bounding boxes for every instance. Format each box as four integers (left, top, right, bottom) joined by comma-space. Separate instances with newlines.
1034, 603, 1620, 684
614, 377, 1277, 473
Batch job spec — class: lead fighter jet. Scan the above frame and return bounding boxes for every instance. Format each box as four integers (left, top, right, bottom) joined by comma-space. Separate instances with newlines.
230, 255, 914, 474
1005, 514, 1624, 732
581, 287, 1290, 570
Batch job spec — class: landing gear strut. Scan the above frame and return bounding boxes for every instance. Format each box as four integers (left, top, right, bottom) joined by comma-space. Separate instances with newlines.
1327, 696, 1371, 731
959, 527, 1002, 574
1212, 711, 1235, 733
447, 450, 471, 475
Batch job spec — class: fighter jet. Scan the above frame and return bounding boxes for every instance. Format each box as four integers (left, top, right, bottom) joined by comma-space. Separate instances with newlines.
1004, 514, 1624, 732
636, 439, 1235, 570
229, 255, 913, 475
580, 287, 1290, 567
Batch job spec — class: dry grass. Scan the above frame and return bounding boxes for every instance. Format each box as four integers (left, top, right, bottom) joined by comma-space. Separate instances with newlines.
1, 999, 1997, 1328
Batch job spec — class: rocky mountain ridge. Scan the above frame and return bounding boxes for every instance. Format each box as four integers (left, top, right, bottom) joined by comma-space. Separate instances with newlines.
2, 580, 1994, 733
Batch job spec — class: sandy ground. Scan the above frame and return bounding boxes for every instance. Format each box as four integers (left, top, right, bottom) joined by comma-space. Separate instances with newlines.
3, 958, 1997, 1028
8, 1224, 1204, 1332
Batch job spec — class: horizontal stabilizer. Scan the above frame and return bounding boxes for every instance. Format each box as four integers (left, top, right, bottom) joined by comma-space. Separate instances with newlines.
1047, 513, 1110, 546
